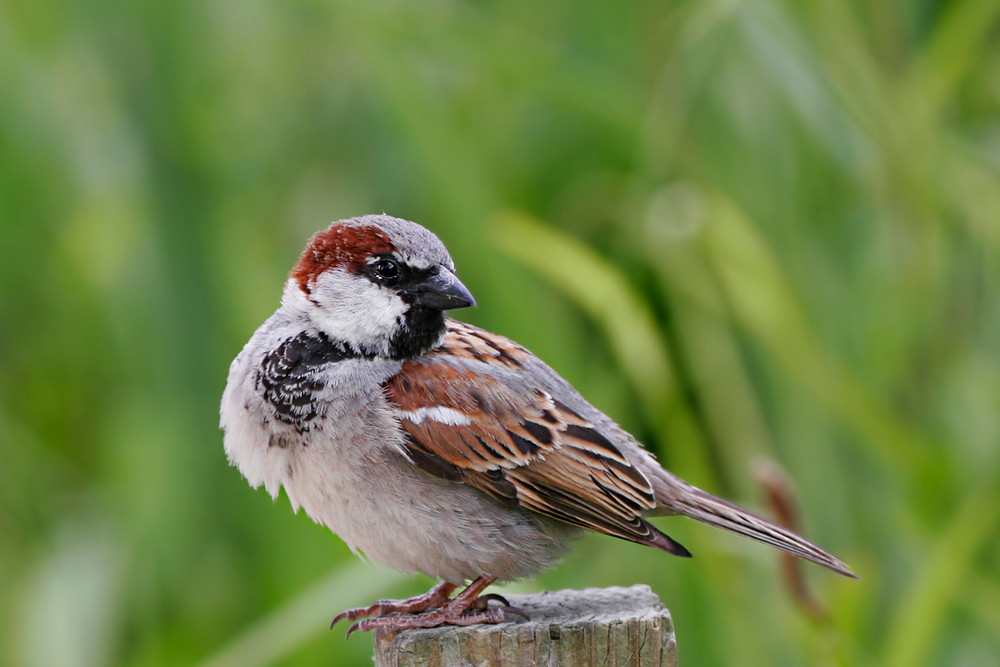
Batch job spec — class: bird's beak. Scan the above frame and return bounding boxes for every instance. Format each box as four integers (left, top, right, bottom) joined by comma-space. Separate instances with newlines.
411, 267, 476, 310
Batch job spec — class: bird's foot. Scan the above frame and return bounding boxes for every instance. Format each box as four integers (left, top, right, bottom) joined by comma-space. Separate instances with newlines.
347, 605, 507, 638
331, 580, 457, 629
337, 576, 525, 638
467, 593, 529, 621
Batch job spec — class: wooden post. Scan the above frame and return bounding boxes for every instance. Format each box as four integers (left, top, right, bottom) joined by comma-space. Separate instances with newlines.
373, 584, 677, 666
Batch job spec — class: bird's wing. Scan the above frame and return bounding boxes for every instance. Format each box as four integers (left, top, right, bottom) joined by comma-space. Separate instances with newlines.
383, 321, 690, 556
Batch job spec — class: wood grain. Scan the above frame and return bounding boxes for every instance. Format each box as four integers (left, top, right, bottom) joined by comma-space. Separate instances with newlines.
373, 585, 677, 666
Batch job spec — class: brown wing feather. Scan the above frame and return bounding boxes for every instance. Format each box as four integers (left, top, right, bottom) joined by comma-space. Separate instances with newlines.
384, 322, 691, 557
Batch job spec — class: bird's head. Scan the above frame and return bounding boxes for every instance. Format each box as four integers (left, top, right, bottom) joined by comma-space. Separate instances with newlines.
282, 214, 475, 360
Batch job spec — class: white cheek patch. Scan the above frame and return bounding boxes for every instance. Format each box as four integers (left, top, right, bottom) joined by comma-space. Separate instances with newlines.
282, 270, 408, 356
396, 406, 472, 426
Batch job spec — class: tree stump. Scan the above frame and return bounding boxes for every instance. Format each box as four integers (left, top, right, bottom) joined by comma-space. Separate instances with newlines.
373, 584, 676, 666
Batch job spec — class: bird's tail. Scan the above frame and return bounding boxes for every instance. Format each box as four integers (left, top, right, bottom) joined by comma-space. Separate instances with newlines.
657, 478, 857, 579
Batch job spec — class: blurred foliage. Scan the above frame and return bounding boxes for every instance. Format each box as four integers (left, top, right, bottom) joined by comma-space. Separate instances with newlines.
2, 0, 999, 665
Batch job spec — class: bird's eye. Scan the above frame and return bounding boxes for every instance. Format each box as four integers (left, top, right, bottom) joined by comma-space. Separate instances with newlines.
369, 258, 401, 284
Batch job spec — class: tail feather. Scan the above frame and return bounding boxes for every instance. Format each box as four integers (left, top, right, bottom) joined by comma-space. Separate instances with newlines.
664, 483, 857, 579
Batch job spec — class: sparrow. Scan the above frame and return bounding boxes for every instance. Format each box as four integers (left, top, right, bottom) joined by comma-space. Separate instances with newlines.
220, 214, 855, 637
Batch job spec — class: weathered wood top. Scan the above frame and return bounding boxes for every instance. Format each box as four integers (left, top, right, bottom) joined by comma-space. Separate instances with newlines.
374, 584, 676, 667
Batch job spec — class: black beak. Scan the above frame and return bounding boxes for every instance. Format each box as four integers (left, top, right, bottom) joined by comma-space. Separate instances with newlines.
411, 267, 476, 310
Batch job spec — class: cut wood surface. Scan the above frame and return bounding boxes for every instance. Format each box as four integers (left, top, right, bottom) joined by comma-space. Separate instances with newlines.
373, 584, 677, 666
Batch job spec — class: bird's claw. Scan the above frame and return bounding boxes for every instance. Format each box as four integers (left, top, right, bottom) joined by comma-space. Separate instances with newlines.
346, 606, 509, 638
331, 581, 456, 630
331, 604, 379, 629
336, 576, 528, 639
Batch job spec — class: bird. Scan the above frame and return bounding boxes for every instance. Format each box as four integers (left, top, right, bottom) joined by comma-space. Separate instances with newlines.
220, 214, 855, 637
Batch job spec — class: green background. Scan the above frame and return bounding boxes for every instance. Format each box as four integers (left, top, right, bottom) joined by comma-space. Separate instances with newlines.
2, 1, 999, 665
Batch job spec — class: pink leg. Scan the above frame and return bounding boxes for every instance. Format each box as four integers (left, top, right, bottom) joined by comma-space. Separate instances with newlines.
344, 576, 516, 638
330, 580, 456, 629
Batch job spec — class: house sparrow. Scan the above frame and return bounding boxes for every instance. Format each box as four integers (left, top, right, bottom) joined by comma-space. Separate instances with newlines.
221, 214, 855, 636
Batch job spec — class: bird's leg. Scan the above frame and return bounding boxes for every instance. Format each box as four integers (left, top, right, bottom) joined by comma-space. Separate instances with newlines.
345, 576, 519, 637
330, 580, 456, 629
